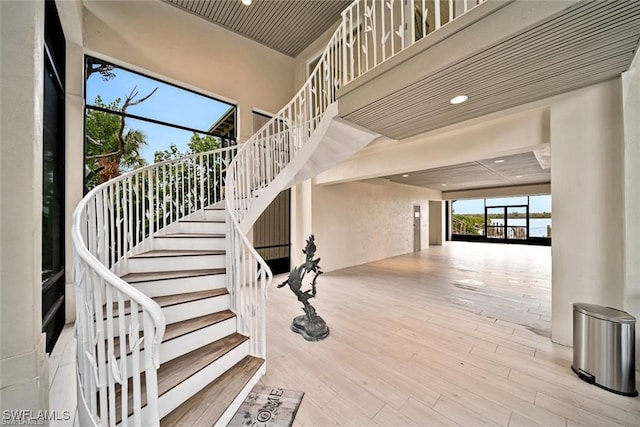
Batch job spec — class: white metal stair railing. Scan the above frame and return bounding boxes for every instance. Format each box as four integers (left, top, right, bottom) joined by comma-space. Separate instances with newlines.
224, 22, 346, 360
72, 146, 236, 426
224, 0, 488, 365
72, 0, 490, 424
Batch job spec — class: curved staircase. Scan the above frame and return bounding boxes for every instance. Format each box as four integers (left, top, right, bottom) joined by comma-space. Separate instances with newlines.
72, 1, 485, 425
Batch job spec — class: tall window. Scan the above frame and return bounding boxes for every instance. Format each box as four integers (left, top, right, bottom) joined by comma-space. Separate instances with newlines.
84, 57, 236, 191
529, 195, 552, 238
451, 195, 552, 245
451, 198, 486, 236
252, 111, 291, 275
42, 0, 66, 352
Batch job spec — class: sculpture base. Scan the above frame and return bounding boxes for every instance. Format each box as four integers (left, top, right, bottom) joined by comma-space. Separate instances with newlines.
291, 314, 329, 341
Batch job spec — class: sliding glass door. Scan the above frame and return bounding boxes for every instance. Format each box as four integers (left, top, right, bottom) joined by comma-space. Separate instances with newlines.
486, 205, 528, 242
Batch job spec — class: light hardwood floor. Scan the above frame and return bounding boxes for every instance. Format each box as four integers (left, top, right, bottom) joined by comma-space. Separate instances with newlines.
49, 323, 79, 427
49, 242, 640, 426
261, 242, 640, 427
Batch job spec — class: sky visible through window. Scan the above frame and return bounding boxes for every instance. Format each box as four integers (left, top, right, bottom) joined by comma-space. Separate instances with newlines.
86, 61, 233, 163
453, 195, 551, 214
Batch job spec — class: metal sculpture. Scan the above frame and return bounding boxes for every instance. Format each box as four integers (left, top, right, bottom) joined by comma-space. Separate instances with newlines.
278, 235, 329, 341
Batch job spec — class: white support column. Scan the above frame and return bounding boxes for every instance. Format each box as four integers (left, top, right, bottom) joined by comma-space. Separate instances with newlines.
622, 56, 640, 365
0, 0, 49, 413
429, 200, 444, 246
290, 179, 314, 267
550, 79, 625, 346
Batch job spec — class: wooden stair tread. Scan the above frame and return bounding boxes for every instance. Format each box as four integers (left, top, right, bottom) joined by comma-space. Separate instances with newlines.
154, 233, 226, 238
179, 219, 225, 223
163, 310, 235, 342
114, 333, 249, 423
121, 268, 225, 284
112, 310, 236, 356
154, 288, 228, 307
104, 288, 229, 319
130, 249, 224, 258
161, 355, 265, 426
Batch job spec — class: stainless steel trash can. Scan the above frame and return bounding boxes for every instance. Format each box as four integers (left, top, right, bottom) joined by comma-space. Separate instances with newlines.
572, 303, 637, 396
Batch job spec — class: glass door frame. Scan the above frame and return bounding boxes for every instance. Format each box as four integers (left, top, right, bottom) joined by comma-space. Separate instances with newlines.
485, 204, 529, 242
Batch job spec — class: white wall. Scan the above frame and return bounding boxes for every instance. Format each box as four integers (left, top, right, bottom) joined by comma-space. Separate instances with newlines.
307, 179, 441, 272
550, 79, 625, 346
622, 54, 640, 363
0, 0, 49, 412
82, 0, 295, 144
292, 18, 340, 89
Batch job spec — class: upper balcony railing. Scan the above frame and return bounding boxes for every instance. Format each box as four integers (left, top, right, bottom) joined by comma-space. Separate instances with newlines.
341, 0, 487, 84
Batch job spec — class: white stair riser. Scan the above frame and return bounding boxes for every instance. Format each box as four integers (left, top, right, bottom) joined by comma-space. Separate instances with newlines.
103, 294, 230, 337
128, 254, 226, 273
160, 319, 236, 364
181, 209, 226, 222
156, 340, 250, 420
163, 294, 231, 324
215, 363, 266, 427
152, 237, 226, 251
112, 318, 237, 378
202, 209, 226, 221
178, 221, 226, 234
132, 274, 227, 298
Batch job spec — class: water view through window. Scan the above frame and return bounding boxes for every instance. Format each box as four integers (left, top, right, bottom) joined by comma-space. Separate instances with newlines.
452, 195, 551, 244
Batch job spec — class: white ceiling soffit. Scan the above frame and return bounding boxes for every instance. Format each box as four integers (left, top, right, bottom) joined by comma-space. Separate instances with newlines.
386, 152, 550, 192
343, 0, 640, 140
163, 0, 351, 57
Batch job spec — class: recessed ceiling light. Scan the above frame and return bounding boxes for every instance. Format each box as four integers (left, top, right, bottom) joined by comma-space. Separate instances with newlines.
494, 159, 505, 163
241, 0, 252, 5
515, 175, 523, 178
441, 184, 447, 186
402, 174, 409, 177
450, 95, 468, 105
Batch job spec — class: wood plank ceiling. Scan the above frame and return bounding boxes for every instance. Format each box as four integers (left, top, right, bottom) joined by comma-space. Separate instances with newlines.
343, 0, 640, 140
163, 0, 351, 57
384, 151, 550, 192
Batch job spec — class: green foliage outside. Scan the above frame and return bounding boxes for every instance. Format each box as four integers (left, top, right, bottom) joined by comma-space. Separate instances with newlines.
153, 133, 222, 163
85, 96, 148, 190
453, 212, 552, 236
452, 214, 485, 235
85, 57, 225, 192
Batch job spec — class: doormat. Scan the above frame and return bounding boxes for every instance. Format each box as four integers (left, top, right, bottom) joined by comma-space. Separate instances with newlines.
227, 385, 304, 427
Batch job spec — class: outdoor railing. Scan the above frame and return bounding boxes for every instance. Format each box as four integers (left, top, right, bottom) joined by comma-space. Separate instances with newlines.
486, 225, 528, 240
72, 146, 236, 425
451, 217, 469, 235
